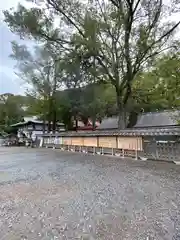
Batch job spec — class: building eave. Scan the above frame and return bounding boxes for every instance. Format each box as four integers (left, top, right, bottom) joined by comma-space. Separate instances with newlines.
11, 120, 65, 128
42, 126, 180, 137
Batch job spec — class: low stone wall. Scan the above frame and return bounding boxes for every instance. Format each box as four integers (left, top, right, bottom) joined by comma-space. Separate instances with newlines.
42, 134, 143, 160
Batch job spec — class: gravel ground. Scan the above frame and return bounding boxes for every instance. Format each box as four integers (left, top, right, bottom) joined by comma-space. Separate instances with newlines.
0, 147, 180, 240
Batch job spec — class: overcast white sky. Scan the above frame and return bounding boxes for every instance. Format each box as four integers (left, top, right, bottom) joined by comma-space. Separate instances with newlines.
0, 0, 179, 95
0, 0, 30, 95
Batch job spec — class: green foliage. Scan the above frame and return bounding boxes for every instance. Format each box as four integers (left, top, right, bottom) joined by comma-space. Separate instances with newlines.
0, 94, 24, 131
79, 83, 117, 121
131, 53, 180, 112
52, 83, 117, 129
3, 0, 180, 129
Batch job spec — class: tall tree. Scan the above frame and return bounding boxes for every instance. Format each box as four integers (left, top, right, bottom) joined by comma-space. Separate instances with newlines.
4, 0, 180, 128
10, 42, 63, 132
0, 94, 24, 132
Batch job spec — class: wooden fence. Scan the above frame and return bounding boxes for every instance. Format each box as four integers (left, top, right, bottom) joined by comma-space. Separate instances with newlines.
39, 127, 180, 162
42, 135, 143, 160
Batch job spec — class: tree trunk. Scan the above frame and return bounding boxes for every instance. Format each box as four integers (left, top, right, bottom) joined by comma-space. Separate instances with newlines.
48, 120, 51, 133
117, 108, 126, 130
75, 116, 78, 131
48, 97, 53, 133
116, 90, 126, 130
52, 104, 56, 133
43, 117, 46, 133
127, 111, 138, 128
92, 117, 96, 130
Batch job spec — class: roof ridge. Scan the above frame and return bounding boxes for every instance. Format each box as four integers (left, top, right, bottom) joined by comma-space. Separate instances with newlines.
140, 110, 180, 116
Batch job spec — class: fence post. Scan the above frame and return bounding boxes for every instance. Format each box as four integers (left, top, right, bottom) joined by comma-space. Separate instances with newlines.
46, 137, 48, 148
101, 147, 104, 155
97, 136, 99, 148
171, 143, 176, 162
39, 137, 43, 148
122, 149, 125, 158
155, 141, 159, 160
135, 150, 138, 160
116, 136, 118, 149
93, 146, 95, 155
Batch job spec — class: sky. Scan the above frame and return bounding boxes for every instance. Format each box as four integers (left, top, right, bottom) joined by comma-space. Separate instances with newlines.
0, 0, 29, 95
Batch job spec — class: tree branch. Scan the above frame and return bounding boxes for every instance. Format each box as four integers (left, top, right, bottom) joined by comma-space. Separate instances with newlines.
133, 20, 180, 75
47, 0, 85, 38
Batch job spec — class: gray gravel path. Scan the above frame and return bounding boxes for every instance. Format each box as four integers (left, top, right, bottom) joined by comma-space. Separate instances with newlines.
0, 147, 180, 240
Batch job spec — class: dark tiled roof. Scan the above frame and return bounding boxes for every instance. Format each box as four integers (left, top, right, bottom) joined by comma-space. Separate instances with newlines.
96, 111, 180, 130
97, 117, 118, 130
134, 111, 180, 128
41, 111, 180, 137
42, 126, 180, 137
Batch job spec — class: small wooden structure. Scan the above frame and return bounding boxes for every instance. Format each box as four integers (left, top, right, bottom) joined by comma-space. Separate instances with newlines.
72, 119, 100, 131
11, 118, 65, 141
